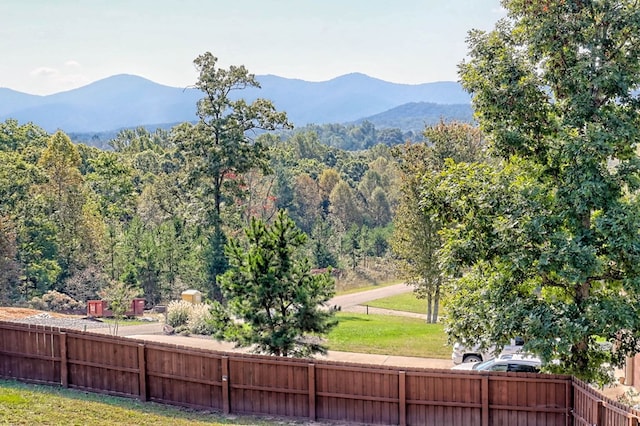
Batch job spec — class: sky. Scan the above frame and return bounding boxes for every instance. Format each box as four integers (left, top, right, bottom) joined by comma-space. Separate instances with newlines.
1, 0, 505, 96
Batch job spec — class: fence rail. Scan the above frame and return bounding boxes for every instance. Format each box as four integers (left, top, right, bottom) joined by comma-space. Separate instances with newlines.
0, 320, 637, 425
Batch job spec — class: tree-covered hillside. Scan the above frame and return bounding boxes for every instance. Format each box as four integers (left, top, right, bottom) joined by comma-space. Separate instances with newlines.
0, 115, 402, 306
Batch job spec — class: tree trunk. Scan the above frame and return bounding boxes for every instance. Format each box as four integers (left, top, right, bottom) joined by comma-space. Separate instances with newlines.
433, 277, 441, 323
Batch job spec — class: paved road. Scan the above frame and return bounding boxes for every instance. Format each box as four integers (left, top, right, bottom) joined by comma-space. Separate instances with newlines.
329, 283, 413, 309
330, 282, 426, 319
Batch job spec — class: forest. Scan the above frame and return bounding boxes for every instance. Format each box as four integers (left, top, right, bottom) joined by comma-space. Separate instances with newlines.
0, 117, 409, 306
0, 46, 485, 317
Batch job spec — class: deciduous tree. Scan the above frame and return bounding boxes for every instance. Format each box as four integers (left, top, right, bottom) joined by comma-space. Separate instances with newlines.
176, 52, 291, 300
439, 0, 640, 384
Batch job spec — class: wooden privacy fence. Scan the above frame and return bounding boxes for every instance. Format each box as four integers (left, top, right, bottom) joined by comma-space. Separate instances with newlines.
0, 320, 638, 426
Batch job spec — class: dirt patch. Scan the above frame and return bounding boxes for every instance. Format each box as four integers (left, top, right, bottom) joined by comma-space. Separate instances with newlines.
0, 307, 80, 321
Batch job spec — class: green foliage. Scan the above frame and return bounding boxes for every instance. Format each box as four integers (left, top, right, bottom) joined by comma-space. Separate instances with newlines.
342, 225, 362, 269
213, 210, 337, 357
0, 54, 404, 308
309, 219, 338, 268
186, 303, 215, 335
291, 122, 416, 151
98, 279, 142, 335
176, 52, 291, 300
166, 300, 215, 335
391, 122, 486, 323
0, 216, 20, 304
436, 0, 640, 386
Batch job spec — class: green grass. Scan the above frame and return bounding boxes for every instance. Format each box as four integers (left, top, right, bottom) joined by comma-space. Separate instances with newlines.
364, 292, 427, 314
364, 292, 446, 317
0, 379, 296, 425
327, 312, 451, 359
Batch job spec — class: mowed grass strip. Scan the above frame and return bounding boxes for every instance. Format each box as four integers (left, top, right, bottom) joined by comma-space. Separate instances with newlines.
0, 380, 284, 425
364, 292, 447, 317
327, 312, 451, 359
364, 292, 428, 314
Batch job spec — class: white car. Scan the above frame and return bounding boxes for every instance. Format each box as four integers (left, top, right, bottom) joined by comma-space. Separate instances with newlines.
451, 353, 541, 372
451, 337, 525, 364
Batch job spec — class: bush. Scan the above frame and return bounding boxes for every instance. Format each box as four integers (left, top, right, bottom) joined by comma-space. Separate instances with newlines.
166, 300, 192, 327
166, 300, 215, 335
186, 303, 215, 335
29, 291, 85, 312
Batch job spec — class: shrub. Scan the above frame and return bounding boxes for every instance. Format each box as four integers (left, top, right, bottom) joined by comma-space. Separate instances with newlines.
187, 303, 215, 335
166, 300, 193, 327
29, 290, 85, 312
166, 300, 216, 335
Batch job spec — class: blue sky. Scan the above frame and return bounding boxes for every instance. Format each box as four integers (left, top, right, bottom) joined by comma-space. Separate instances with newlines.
1, 0, 505, 95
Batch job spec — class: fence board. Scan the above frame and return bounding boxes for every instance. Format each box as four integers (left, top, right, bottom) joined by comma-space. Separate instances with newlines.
144, 342, 224, 410
228, 356, 310, 418
65, 331, 140, 397
0, 324, 61, 384
315, 363, 399, 425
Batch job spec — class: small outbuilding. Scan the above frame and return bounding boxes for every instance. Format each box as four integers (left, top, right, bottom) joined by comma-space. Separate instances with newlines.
181, 289, 202, 304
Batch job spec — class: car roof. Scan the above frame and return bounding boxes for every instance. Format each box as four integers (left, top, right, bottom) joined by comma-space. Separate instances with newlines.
497, 353, 540, 362
472, 355, 541, 371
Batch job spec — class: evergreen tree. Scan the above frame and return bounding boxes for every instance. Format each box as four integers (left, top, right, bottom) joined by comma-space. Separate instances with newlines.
212, 210, 337, 357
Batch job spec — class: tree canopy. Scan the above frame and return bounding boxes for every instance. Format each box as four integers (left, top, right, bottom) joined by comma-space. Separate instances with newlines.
434, 0, 640, 384
176, 52, 291, 300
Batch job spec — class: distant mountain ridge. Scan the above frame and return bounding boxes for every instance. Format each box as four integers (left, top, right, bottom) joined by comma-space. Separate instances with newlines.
0, 73, 471, 133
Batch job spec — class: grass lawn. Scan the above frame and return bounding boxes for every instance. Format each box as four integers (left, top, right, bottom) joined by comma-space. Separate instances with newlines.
364, 292, 427, 314
327, 312, 451, 359
365, 292, 446, 317
0, 379, 294, 425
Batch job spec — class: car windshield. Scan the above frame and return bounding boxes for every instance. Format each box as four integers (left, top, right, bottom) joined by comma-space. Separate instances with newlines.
473, 359, 496, 370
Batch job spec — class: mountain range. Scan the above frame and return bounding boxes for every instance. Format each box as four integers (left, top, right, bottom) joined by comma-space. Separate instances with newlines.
0, 73, 472, 134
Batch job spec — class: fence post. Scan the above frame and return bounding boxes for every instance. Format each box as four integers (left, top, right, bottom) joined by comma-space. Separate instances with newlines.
137, 343, 147, 401
398, 371, 406, 426
308, 364, 316, 421
597, 400, 605, 426
60, 332, 68, 387
222, 356, 230, 414
565, 377, 573, 426
481, 375, 489, 426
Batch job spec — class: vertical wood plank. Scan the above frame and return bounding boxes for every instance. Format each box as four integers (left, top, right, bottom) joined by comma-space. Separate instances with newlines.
399, 371, 406, 426
481, 375, 489, 426
222, 356, 230, 414
60, 332, 68, 387
565, 378, 572, 426
597, 400, 604, 426
138, 343, 147, 401
308, 363, 316, 421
